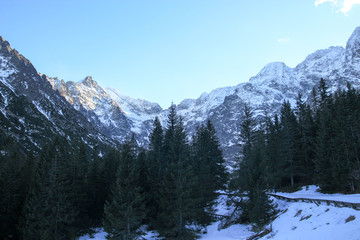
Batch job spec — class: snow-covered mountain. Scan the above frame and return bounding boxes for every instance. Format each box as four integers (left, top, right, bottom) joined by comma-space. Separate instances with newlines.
48, 76, 163, 145
1, 26, 360, 158
47, 26, 360, 159
176, 27, 360, 158
0, 36, 115, 153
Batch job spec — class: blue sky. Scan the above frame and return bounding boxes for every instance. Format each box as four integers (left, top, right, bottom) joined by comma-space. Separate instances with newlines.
2, 0, 360, 108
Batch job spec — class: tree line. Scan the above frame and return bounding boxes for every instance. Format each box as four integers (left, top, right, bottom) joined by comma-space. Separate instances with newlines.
0, 105, 227, 240
1, 79, 360, 239
230, 79, 360, 226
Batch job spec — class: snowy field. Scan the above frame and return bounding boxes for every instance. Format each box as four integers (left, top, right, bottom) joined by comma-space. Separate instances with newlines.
274, 185, 360, 203
260, 186, 360, 240
79, 186, 360, 240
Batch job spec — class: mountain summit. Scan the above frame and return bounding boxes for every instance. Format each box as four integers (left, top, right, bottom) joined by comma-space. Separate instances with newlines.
345, 26, 360, 63
0, 36, 115, 152
1, 26, 360, 158
42, 26, 360, 159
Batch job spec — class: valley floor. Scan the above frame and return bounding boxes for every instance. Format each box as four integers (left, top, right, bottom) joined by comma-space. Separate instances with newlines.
79, 186, 360, 240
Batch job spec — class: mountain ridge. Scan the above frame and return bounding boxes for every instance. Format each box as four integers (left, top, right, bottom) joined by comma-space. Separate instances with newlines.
44, 25, 360, 159
0, 37, 116, 153
1, 25, 360, 158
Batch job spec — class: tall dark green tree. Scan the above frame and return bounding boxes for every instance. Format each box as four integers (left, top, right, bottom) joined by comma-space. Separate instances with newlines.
69, 142, 91, 232
245, 132, 273, 226
295, 93, 316, 184
156, 105, 197, 239
192, 120, 227, 226
103, 138, 145, 240
279, 101, 300, 187
100, 149, 122, 207
314, 78, 338, 192
315, 84, 360, 192
264, 114, 282, 190
233, 104, 273, 226
146, 117, 164, 223
85, 146, 105, 226
0, 141, 29, 239
20, 137, 77, 240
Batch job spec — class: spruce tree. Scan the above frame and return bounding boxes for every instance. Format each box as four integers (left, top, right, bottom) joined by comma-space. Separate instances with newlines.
146, 117, 164, 224
279, 101, 299, 187
246, 132, 273, 226
85, 146, 105, 226
68, 142, 91, 232
103, 138, 145, 240
20, 137, 77, 240
314, 79, 337, 192
156, 105, 197, 239
192, 120, 227, 226
101, 149, 122, 206
0, 145, 27, 239
233, 104, 273, 226
295, 93, 316, 184
264, 114, 282, 190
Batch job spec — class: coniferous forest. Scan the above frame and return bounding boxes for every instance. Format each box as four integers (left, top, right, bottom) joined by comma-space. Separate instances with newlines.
1, 79, 360, 239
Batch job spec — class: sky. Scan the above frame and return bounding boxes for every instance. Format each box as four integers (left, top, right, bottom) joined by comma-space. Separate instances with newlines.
2, 0, 360, 108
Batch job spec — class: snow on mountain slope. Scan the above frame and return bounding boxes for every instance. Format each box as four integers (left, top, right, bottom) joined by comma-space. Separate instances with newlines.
0, 56, 18, 80
106, 87, 162, 134
48, 76, 162, 145
45, 26, 360, 159
274, 185, 360, 203
172, 26, 360, 159
78, 186, 360, 240
258, 186, 360, 240
0, 36, 114, 152
264, 201, 360, 240
345, 26, 360, 64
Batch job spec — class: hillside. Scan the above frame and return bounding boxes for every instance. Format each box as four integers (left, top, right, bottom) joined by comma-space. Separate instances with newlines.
46, 26, 360, 159
0, 37, 116, 153
78, 186, 360, 240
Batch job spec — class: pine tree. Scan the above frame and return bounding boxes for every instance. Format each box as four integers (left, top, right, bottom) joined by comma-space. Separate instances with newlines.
20, 137, 77, 240
101, 149, 122, 205
156, 105, 197, 239
246, 132, 273, 226
233, 104, 273, 226
70, 142, 91, 231
0, 143, 28, 239
103, 138, 145, 240
314, 82, 360, 192
264, 114, 282, 190
85, 146, 104, 226
313, 79, 337, 192
279, 101, 299, 187
192, 120, 227, 226
146, 117, 164, 224
342, 85, 360, 191
295, 93, 316, 184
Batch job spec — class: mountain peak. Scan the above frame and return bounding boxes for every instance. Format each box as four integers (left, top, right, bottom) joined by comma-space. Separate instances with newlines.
262, 62, 288, 71
79, 76, 98, 88
0, 36, 12, 55
0, 36, 35, 74
250, 62, 292, 83
345, 26, 360, 60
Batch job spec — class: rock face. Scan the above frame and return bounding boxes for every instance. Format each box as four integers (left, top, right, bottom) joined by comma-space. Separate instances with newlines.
1, 26, 360, 159
0, 37, 114, 153
47, 76, 163, 146
173, 26, 360, 159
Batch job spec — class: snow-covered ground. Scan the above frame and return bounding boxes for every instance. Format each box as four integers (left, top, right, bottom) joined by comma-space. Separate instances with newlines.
79, 186, 360, 240
260, 186, 360, 240
274, 185, 360, 203
262, 198, 360, 240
